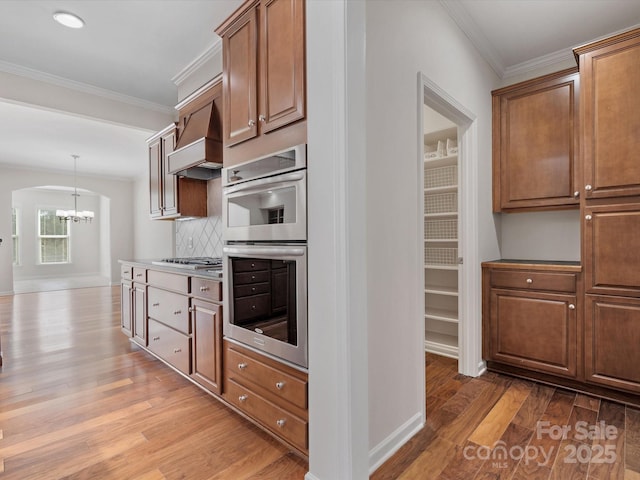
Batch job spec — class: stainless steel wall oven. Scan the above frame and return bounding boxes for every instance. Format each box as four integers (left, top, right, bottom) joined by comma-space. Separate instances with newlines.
222, 144, 307, 368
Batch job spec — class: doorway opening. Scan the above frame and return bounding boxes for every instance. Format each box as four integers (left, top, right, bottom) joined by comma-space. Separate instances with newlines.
418, 73, 482, 407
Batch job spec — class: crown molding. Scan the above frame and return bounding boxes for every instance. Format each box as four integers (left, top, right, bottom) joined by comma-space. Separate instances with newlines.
0, 59, 175, 115
439, 0, 505, 78
502, 47, 576, 79
172, 40, 223, 87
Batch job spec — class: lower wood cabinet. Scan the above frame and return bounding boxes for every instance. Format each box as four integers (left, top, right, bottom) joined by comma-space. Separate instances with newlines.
191, 299, 222, 395
585, 295, 640, 394
223, 339, 308, 454
132, 283, 147, 346
483, 261, 581, 380
120, 281, 133, 337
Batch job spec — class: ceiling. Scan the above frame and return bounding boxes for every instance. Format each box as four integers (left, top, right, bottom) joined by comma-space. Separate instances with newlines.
0, 0, 638, 179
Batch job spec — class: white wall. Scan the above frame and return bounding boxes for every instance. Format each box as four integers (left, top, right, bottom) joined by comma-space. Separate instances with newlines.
364, 0, 500, 470
132, 175, 174, 260
0, 165, 135, 294
12, 188, 103, 280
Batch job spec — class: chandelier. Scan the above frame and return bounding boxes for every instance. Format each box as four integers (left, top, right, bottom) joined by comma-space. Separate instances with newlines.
56, 155, 95, 223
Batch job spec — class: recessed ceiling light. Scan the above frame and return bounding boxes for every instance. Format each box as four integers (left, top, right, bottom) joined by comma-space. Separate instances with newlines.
53, 11, 85, 29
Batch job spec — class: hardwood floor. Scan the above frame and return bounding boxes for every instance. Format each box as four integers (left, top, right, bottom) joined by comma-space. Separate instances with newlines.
373, 353, 640, 480
2, 287, 640, 479
0, 287, 307, 480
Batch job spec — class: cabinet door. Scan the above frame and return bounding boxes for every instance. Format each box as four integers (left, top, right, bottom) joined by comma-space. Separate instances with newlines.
259, 0, 305, 134
222, 6, 258, 147
121, 281, 133, 337
584, 203, 640, 297
161, 129, 178, 217
585, 295, 640, 393
133, 284, 147, 346
492, 69, 579, 211
191, 299, 222, 394
148, 137, 163, 218
579, 33, 640, 199
489, 288, 577, 378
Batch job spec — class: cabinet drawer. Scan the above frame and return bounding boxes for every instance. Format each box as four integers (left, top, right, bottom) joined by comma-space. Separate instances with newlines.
148, 270, 189, 293
148, 318, 191, 375
191, 277, 222, 302
491, 270, 576, 293
234, 294, 271, 321
233, 270, 270, 285
148, 287, 190, 334
226, 347, 307, 410
233, 259, 270, 273
225, 379, 307, 452
133, 267, 147, 283
121, 264, 133, 280
234, 282, 270, 298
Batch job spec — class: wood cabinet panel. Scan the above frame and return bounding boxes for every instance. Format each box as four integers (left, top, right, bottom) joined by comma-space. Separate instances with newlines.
489, 289, 577, 378
148, 318, 191, 376
191, 300, 222, 394
584, 203, 640, 297
133, 284, 147, 346
132, 267, 146, 283
147, 287, 190, 334
121, 281, 133, 337
148, 137, 163, 218
191, 277, 222, 302
492, 68, 579, 212
121, 264, 133, 280
577, 30, 640, 199
161, 129, 178, 216
259, 0, 305, 133
585, 295, 640, 393
147, 270, 189, 293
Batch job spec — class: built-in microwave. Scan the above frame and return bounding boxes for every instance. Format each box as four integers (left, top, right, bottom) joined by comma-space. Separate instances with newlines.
222, 244, 307, 368
222, 144, 306, 242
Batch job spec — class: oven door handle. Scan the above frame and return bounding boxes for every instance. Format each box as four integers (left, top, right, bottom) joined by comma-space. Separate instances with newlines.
223, 171, 305, 195
223, 246, 306, 257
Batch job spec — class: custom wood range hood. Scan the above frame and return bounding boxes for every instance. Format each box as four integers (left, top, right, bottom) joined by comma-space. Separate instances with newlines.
168, 79, 223, 180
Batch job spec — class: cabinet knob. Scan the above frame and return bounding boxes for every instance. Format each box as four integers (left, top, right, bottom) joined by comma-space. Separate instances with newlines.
188, 307, 193, 313
573, 191, 580, 198
526, 278, 533, 284
585, 214, 592, 221
275, 381, 285, 390
585, 184, 592, 191
569, 304, 576, 310
259, 114, 266, 122
238, 362, 247, 370
239, 394, 248, 402
248, 119, 256, 127
276, 419, 286, 428
199, 286, 209, 292
251, 305, 256, 310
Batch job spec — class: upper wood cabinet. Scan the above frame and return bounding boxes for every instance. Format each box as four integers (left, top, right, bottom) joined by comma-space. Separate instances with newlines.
216, 0, 306, 165
492, 68, 580, 212
575, 29, 640, 200
147, 124, 207, 220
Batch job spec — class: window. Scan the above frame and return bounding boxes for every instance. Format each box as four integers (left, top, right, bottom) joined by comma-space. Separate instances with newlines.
38, 209, 70, 264
268, 207, 284, 224
12, 207, 19, 265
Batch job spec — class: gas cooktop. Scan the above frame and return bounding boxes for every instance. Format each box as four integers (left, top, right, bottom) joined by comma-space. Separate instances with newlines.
151, 257, 222, 270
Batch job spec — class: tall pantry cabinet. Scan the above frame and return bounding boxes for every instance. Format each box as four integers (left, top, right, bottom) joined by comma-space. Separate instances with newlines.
576, 29, 640, 394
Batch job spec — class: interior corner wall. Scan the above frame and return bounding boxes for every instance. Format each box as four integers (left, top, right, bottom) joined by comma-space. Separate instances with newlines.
99, 195, 112, 281
364, 0, 500, 468
132, 175, 174, 260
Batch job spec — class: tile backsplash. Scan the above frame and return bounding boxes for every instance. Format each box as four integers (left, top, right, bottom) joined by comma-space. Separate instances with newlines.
175, 216, 223, 258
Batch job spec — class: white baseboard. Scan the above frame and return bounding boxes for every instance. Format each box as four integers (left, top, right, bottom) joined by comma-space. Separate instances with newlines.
0, 290, 14, 296
304, 473, 321, 480
368, 412, 423, 474
424, 340, 459, 359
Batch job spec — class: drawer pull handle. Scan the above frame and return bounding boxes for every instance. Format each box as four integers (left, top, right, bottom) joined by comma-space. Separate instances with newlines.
199, 286, 209, 292
173, 310, 182, 315
239, 394, 248, 402
526, 278, 533, 284
569, 304, 576, 310
173, 348, 182, 353
153, 336, 160, 341
251, 275, 256, 280
136, 273, 143, 277
275, 381, 285, 390
251, 263, 255, 268
276, 419, 286, 428
251, 287, 256, 292
152, 302, 160, 307
238, 363, 247, 370
251, 305, 256, 310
